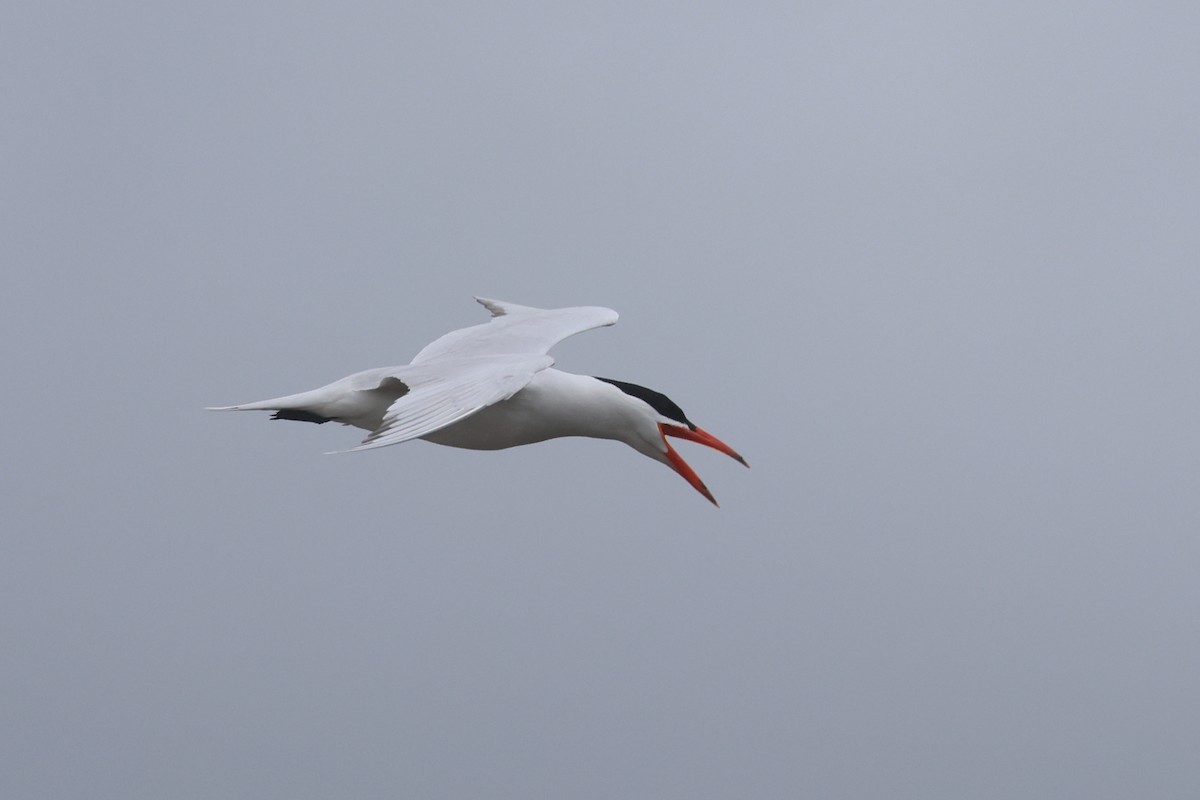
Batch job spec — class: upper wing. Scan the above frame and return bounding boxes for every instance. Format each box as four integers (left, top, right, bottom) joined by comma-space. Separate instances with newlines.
410, 297, 619, 364
340, 353, 554, 452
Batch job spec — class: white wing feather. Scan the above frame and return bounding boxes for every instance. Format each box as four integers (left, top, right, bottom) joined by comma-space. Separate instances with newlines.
342, 354, 554, 452
410, 297, 618, 364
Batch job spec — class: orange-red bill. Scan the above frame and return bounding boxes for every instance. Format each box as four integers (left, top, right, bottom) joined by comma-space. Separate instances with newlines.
663, 439, 720, 507
661, 424, 749, 468
659, 424, 748, 507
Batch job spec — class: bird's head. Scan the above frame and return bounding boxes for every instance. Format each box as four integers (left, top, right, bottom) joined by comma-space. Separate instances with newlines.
595, 377, 748, 506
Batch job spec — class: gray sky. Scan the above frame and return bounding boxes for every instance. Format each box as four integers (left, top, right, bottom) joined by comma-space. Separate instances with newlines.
3, 1, 1199, 798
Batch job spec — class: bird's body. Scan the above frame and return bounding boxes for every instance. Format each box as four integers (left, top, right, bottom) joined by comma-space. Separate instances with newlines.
208, 297, 746, 504
424, 369, 639, 450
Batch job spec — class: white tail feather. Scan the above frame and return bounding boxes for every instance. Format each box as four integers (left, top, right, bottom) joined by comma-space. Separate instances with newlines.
204, 388, 329, 413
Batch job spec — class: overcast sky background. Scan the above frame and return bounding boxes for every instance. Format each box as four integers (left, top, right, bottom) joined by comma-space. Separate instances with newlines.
3, 1, 1199, 798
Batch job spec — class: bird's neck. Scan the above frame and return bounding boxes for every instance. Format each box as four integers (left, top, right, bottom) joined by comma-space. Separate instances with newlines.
524, 370, 648, 443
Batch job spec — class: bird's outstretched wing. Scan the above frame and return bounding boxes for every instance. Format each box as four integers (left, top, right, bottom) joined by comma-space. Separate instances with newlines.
339, 353, 554, 452
410, 297, 619, 364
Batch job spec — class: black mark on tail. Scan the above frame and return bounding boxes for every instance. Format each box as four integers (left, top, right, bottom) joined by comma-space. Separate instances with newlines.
271, 409, 333, 424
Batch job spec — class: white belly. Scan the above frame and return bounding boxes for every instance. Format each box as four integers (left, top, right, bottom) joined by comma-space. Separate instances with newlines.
420, 368, 634, 451
419, 400, 545, 450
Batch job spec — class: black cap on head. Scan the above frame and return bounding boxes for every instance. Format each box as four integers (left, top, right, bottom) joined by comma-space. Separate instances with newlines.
594, 377, 696, 430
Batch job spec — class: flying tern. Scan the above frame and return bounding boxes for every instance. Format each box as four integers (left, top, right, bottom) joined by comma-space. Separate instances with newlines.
208, 297, 747, 505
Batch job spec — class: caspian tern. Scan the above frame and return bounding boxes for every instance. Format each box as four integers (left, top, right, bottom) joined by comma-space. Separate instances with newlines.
208, 297, 747, 505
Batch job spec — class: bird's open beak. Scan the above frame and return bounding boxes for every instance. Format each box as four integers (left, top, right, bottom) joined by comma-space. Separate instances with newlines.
659, 423, 749, 507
